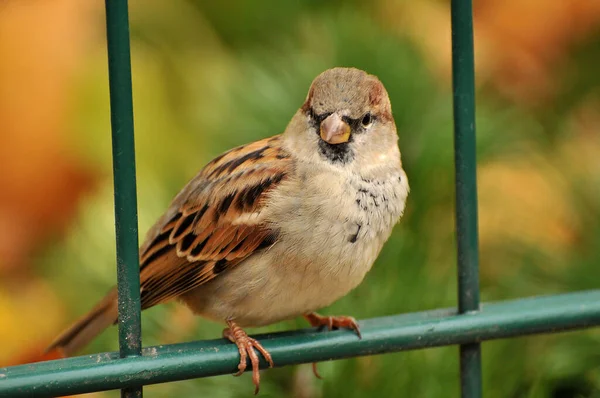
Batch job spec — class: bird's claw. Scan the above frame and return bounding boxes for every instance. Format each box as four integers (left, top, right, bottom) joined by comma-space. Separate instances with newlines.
304, 312, 362, 338
224, 321, 274, 394
304, 312, 362, 380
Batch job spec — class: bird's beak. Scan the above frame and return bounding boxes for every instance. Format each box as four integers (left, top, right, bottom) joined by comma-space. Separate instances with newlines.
320, 113, 351, 144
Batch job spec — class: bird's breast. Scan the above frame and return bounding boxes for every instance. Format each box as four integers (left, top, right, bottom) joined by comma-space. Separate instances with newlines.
182, 163, 409, 327
263, 164, 408, 303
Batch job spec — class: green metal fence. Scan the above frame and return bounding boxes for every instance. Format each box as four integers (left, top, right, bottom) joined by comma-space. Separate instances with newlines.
2, 1, 600, 397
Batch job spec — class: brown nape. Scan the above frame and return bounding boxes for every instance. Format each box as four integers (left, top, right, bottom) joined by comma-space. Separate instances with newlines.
367, 79, 392, 122
368, 80, 385, 106
301, 86, 314, 114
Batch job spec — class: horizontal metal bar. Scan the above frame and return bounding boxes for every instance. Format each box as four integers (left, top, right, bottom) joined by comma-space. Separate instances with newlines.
2, 290, 600, 398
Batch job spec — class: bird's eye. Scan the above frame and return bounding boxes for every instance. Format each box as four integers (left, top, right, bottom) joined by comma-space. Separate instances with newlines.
361, 113, 373, 127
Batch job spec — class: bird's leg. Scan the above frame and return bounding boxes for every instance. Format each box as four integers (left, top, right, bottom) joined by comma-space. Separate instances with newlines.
303, 312, 362, 378
223, 320, 274, 395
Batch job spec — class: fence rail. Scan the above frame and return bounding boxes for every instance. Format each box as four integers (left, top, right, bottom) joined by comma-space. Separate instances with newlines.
450, 0, 482, 395
2, 291, 600, 397
105, 1, 143, 396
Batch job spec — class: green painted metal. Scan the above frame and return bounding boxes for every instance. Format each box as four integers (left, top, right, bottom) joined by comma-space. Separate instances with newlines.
451, 0, 480, 318
2, 291, 600, 398
105, 0, 143, 396
450, 0, 482, 396
460, 344, 482, 397
105, 0, 142, 357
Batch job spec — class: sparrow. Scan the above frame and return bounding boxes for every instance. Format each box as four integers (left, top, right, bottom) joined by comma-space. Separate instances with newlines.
47, 67, 409, 393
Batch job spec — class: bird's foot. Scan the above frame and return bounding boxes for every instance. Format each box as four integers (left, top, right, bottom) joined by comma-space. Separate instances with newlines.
304, 312, 362, 338
303, 312, 362, 379
223, 320, 274, 395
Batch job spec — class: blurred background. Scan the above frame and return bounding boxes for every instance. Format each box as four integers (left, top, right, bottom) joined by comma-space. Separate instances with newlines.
1, 0, 600, 397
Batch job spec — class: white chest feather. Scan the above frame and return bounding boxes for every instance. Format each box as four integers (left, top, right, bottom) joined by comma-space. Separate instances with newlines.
183, 162, 409, 327
243, 163, 407, 323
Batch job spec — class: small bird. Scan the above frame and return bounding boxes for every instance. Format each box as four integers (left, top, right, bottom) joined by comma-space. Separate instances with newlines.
48, 67, 409, 393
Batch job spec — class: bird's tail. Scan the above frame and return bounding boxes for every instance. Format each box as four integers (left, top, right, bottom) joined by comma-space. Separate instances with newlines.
46, 289, 119, 357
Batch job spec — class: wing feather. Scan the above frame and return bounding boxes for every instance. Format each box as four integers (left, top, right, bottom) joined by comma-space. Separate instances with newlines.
138, 135, 292, 309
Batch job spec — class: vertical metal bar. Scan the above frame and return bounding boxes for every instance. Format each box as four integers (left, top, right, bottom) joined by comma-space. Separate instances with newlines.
450, 0, 482, 397
105, 1, 143, 397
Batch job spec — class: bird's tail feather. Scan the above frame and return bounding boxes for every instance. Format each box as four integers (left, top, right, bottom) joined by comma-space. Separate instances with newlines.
46, 289, 118, 357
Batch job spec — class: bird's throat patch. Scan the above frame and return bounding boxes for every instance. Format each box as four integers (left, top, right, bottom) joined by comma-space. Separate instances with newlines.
318, 140, 354, 164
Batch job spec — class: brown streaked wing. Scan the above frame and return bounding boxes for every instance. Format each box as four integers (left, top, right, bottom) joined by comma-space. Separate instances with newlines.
137, 135, 291, 309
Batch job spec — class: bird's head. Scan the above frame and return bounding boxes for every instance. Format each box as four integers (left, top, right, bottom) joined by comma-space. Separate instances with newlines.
285, 67, 400, 172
